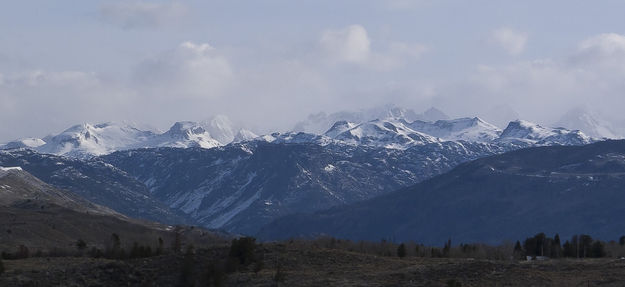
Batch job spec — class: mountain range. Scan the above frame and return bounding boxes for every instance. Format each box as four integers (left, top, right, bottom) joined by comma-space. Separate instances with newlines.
0, 105, 619, 240
1, 116, 257, 159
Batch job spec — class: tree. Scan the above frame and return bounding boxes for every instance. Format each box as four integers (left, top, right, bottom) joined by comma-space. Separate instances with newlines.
551, 234, 562, 258
579, 235, 593, 258
591, 241, 606, 258
443, 239, 452, 257
513, 241, 524, 259
619, 236, 625, 246
562, 240, 574, 258
229, 237, 256, 266
397, 243, 406, 258
108, 233, 122, 259
0, 257, 4, 275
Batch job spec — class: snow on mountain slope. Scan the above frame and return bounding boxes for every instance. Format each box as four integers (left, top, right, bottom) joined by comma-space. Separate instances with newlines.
144, 121, 221, 149
498, 120, 592, 145
323, 121, 358, 138
293, 104, 442, 134
36, 122, 157, 158
554, 108, 621, 139
1, 138, 46, 149
3, 120, 231, 158
233, 129, 259, 142
201, 115, 237, 145
327, 119, 439, 149
407, 117, 501, 142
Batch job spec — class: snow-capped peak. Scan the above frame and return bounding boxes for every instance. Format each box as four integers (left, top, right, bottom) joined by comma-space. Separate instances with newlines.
2, 121, 226, 158
407, 117, 501, 142
233, 129, 259, 142
293, 104, 430, 134
323, 120, 358, 138
498, 120, 592, 146
201, 115, 237, 145
328, 119, 439, 149
36, 122, 156, 158
149, 121, 221, 149
1, 138, 46, 150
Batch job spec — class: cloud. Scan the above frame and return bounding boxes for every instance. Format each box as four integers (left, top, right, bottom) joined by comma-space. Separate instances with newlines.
319, 25, 426, 70
100, 1, 187, 29
133, 41, 233, 99
491, 27, 528, 55
571, 33, 625, 72
0, 70, 133, 140
439, 32, 625, 127
320, 25, 371, 64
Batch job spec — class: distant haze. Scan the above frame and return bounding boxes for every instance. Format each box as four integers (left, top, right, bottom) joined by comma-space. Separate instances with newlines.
2, 1, 625, 141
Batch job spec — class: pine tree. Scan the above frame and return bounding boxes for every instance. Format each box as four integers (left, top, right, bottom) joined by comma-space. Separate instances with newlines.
397, 243, 406, 258
513, 240, 524, 259
552, 234, 562, 258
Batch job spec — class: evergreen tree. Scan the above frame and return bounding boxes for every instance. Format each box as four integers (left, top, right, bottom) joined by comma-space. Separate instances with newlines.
397, 243, 406, 258
0, 257, 4, 275
591, 241, 606, 258
579, 235, 593, 258
229, 237, 257, 266
551, 234, 562, 258
513, 241, 524, 259
562, 240, 574, 257
620, 236, 625, 246
443, 239, 452, 257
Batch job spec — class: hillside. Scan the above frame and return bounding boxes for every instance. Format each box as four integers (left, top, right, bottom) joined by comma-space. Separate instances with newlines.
259, 140, 625, 244
0, 168, 157, 251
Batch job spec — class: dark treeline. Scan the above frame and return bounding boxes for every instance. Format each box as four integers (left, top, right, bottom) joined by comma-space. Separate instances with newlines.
282, 233, 625, 261
515, 233, 614, 259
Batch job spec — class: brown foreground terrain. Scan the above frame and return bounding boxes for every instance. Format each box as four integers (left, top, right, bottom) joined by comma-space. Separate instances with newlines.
2, 242, 625, 287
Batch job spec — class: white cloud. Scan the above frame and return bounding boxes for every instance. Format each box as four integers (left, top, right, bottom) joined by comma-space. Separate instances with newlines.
445, 32, 625, 126
320, 25, 371, 64
319, 25, 426, 70
0, 70, 133, 140
100, 1, 187, 29
491, 27, 528, 55
571, 33, 625, 72
133, 41, 233, 99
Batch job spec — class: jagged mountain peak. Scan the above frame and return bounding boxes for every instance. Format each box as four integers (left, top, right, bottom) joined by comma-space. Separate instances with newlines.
233, 129, 259, 142
329, 119, 439, 148
499, 119, 592, 145
201, 115, 238, 145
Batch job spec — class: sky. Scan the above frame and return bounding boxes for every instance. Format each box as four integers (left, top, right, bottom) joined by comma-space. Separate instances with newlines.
2, 0, 625, 141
